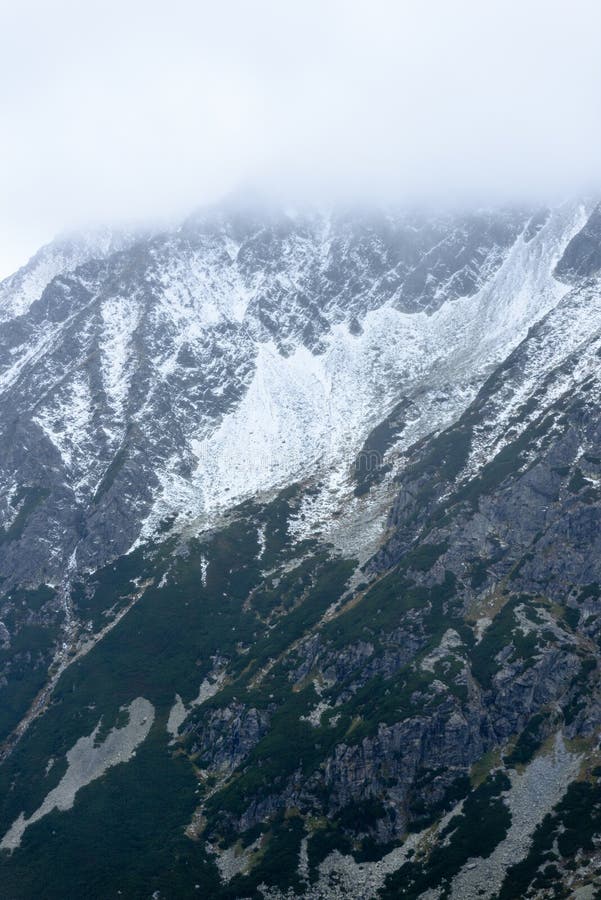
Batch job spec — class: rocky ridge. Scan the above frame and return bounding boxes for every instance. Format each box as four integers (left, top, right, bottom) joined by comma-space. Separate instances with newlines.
1, 200, 601, 897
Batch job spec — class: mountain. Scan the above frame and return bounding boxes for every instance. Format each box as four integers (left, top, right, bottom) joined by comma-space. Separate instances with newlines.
1, 199, 601, 898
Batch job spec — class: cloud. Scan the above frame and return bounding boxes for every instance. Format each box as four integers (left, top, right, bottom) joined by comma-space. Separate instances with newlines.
1, 0, 600, 275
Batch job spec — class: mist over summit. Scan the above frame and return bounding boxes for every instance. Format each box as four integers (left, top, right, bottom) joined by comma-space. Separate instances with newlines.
2, 0, 601, 275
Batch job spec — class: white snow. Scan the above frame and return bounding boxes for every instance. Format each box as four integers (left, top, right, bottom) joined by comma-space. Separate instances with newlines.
34, 373, 93, 477
142, 201, 591, 551
1, 202, 596, 566
100, 295, 140, 424
0, 228, 135, 323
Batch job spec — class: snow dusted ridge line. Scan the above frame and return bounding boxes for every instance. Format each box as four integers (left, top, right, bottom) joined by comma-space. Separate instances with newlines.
142, 201, 589, 546
0, 200, 594, 588
0, 227, 145, 323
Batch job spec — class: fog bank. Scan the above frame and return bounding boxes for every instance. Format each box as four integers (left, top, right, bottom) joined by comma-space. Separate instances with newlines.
1, 0, 600, 276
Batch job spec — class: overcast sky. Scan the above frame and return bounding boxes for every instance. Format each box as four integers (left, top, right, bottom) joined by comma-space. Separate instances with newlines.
1, 0, 601, 277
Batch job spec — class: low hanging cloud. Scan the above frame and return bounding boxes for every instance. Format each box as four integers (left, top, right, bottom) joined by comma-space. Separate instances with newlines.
1, 0, 601, 275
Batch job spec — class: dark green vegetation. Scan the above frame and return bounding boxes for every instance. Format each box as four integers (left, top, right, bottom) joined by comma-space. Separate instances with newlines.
406, 773, 471, 833
219, 814, 306, 899
0, 457, 511, 899
470, 596, 538, 689
499, 776, 601, 899
503, 712, 547, 767
381, 772, 511, 899
0, 586, 57, 744
1, 431, 595, 899
0, 490, 356, 898
2, 725, 210, 899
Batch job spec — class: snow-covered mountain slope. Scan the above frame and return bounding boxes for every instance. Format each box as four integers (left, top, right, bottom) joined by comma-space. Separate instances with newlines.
4, 199, 601, 900
0, 201, 593, 591
0, 227, 144, 323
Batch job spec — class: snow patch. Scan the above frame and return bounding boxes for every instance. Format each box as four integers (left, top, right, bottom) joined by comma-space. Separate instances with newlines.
100, 295, 141, 423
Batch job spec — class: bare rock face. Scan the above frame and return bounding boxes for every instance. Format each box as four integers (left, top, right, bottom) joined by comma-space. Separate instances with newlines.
186, 702, 271, 775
